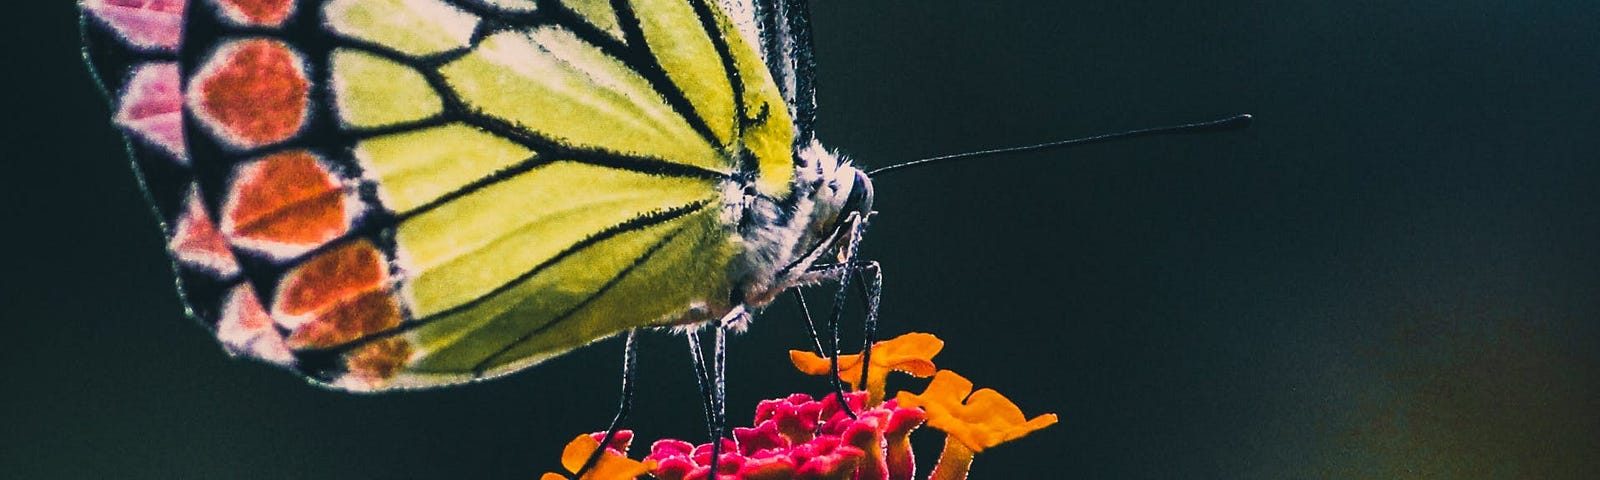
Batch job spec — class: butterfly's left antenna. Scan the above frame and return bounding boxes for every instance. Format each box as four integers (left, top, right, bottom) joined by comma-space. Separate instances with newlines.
866, 114, 1253, 178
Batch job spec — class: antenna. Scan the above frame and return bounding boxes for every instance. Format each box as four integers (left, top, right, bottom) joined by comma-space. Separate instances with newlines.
866, 114, 1252, 178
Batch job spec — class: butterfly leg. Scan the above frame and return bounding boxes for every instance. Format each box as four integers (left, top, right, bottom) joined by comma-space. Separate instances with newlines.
685, 327, 715, 440
792, 259, 884, 389
853, 261, 883, 392
574, 329, 639, 478
788, 276, 854, 417
789, 213, 873, 417
707, 315, 734, 477
790, 289, 827, 355
685, 307, 748, 475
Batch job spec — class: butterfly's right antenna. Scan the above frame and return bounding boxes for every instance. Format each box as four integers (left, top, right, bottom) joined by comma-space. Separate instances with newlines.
866, 114, 1253, 178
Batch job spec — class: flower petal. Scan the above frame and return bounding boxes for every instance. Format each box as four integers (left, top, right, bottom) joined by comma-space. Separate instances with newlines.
789, 333, 944, 383
871, 332, 944, 377
558, 434, 655, 479
961, 389, 1060, 448
790, 349, 865, 380
587, 430, 635, 455
792, 333, 945, 405
896, 370, 1057, 453
735, 421, 789, 456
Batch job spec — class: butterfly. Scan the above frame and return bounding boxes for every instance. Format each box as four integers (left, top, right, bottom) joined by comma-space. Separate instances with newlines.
80, 0, 877, 392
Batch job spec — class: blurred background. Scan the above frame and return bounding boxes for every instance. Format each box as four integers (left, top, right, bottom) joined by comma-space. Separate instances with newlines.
4, 0, 1596, 478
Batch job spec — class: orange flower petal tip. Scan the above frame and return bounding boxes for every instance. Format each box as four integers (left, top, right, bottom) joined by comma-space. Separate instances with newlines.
556, 432, 655, 480
895, 370, 1057, 453
790, 349, 863, 377
789, 332, 945, 380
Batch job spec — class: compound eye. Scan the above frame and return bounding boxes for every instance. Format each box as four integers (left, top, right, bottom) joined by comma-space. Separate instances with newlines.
843, 169, 875, 214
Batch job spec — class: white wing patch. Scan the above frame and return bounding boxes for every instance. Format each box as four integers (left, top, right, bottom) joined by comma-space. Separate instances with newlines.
471, 0, 538, 12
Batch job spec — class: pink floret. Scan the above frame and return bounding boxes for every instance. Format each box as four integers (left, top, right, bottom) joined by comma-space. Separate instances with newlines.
587, 430, 636, 455
649, 440, 699, 480
647, 392, 926, 480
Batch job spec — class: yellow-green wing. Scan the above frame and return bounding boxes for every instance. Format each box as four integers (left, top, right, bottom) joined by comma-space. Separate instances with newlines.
122, 0, 796, 391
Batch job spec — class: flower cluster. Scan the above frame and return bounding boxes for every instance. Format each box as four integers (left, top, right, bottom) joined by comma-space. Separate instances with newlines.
542, 333, 1055, 480
648, 391, 925, 480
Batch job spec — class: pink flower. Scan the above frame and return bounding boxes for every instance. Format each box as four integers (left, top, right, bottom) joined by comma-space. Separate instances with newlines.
542, 334, 1058, 480
647, 392, 926, 480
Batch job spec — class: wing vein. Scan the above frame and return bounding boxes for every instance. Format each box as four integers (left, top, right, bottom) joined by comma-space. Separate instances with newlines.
290, 200, 712, 362
604, 0, 728, 151
469, 213, 695, 374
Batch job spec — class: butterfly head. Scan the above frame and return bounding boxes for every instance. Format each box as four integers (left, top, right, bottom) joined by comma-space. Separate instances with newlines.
799, 143, 874, 262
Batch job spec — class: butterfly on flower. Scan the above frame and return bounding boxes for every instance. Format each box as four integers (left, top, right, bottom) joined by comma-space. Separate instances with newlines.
82, 0, 1247, 400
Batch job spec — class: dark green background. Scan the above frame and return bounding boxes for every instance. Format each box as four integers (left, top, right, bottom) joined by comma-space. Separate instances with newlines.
5, 1, 1597, 478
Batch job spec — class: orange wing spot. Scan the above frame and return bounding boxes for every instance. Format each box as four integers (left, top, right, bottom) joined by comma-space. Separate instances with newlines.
170, 187, 241, 278
213, 0, 295, 26
273, 240, 403, 350
284, 291, 403, 349
344, 337, 414, 385
222, 150, 352, 258
190, 38, 308, 148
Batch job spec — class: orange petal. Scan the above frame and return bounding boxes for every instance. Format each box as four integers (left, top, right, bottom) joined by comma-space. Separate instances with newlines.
958, 389, 1059, 450
558, 434, 654, 480
789, 350, 865, 383
870, 332, 944, 377
789, 333, 943, 382
900, 369, 974, 407
896, 370, 1057, 453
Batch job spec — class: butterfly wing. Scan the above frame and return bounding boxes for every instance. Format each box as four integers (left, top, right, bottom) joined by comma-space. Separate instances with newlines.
83, 0, 795, 391
81, 0, 296, 368
716, 0, 816, 144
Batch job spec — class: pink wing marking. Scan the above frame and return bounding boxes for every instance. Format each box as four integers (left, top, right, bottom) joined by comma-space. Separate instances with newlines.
169, 186, 243, 277
114, 62, 188, 161
217, 284, 295, 366
81, 0, 186, 52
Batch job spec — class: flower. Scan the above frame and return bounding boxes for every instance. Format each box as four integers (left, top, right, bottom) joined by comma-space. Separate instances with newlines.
895, 370, 1058, 480
540, 431, 656, 480
542, 333, 1060, 480
647, 391, 927, 480
791, 332, 944, 404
